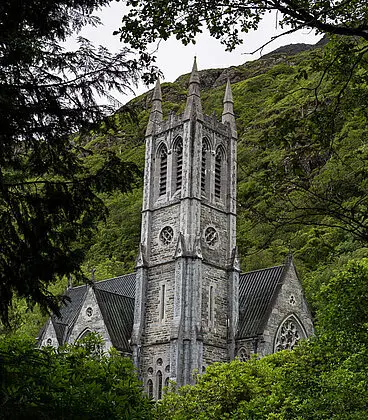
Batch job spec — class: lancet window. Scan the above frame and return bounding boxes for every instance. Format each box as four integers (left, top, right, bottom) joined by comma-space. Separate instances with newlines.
157, 371, 163, 399
147, 379, 153, 399
158, 144, 168, 196
201, 139, 210, 194
215, 146, 225, 199
174, 138, 183, 192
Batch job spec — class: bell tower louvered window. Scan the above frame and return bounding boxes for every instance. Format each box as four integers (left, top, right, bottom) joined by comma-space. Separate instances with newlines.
215, 148, 222, 199
201, 141, 208, 193
175, 139, 183, 191
159, 145, 168, 196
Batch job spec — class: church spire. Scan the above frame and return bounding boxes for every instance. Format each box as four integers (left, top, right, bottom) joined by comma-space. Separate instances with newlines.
184, 57, 203, 120
222, 78, 237, 138
145, 78, 163, 136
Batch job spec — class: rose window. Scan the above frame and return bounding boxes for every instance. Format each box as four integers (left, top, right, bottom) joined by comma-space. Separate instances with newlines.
205, 227, 219, 247
86, 307, 93, 317
275, 318, 301, 351
160, 226, 174, 245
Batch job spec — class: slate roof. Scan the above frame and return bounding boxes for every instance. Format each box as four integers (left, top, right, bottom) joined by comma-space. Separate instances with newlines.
237, 265, 286, 339
51, 284, 87, 345
49, 273, 136, 350
94, 274, 136, 298
95, 289, 135, 352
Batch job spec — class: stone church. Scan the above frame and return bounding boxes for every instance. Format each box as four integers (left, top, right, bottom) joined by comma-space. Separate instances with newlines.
39, 59, 314, 399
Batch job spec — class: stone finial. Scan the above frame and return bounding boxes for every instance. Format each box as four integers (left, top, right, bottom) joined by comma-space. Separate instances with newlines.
230, 247, 240, 272
184, 57, 203, 120
136, 243, 148, 268
222, 78, 237, 138
67, 275, 73, 290
145, 78, 163, 136
284, 251, 294, 267
193, 236, 203, 259
174, 233, 187, 259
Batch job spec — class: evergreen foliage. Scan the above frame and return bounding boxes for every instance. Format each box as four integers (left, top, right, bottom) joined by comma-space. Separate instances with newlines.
0, 0, 158, 324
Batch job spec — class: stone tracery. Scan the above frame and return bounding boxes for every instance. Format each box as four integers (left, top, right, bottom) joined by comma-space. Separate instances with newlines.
275, 316, 304, 352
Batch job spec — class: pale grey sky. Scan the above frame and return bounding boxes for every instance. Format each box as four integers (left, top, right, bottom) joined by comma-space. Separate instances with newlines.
69, 2, 321, 105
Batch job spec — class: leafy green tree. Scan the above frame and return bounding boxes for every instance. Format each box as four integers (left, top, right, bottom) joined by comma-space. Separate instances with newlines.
0, 0, 158, 324
117, 0, 368, 54
154, 354, 293, 419
0, 334, 152, 419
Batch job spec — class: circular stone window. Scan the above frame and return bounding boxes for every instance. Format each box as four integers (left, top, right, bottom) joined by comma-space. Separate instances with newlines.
157, 358, 163, 366
160, 226, 174, 245
86, 307, 93, 317
46, 338, 52, 346
204, 227, 219, 247
147, 367, 153, 375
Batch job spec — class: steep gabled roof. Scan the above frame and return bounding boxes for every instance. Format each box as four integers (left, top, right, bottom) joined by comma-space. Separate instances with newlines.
94, 289, 134, 352
238, 265, 286, 339
51, 285, 87, 344
49, 273, 136, 348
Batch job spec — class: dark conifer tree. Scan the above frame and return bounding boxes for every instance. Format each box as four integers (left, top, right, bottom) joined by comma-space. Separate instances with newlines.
0, 0, 156, 324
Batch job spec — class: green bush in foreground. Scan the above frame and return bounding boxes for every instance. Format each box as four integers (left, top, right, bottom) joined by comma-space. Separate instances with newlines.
0, 334, 151, 419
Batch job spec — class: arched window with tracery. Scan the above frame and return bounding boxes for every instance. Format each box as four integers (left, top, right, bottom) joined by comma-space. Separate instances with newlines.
173, 137, 183, 192
156, 370, 163, 399
147, 379, 153, 399
237, 347, 250, 362
157, 144, 168, 196
215, 145, 226, 199
201, 138, 210, 195
274, 315, 306, 352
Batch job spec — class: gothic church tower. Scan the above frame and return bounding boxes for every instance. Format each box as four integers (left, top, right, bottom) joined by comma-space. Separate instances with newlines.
131, 59, 239, 399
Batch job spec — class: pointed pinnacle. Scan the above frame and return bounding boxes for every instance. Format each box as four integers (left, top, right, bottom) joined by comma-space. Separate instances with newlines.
184, 57, 202, 119
223, 78, 234, 104
152, 78, 162, 101
189, 56, 200, 85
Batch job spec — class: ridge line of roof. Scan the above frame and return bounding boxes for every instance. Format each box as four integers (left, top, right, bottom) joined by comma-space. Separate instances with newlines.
94, 272, 135, 285
240, 264, 284, 276
94, 288, 135, 299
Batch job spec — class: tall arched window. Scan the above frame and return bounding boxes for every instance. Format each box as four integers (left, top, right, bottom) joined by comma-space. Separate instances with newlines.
147, 379, 153, 399
158, 144, 168, 196
201, 139, 210, 194
215, 146, 226, 199
157, 370, 163, 399
164, 377, 170, 390
173, 138, 183, 192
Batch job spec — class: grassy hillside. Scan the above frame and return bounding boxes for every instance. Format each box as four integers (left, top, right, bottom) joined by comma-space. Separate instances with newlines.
7, 36, 368, 337
84, 37, 368, 297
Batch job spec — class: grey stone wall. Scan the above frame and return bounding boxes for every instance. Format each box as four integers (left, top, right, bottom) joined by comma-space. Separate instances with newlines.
201, 264, 228, 349
40, 320, 59, 348
258, 263, 314, 356
141, 263, 175, 344
67, 286, 113, 352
